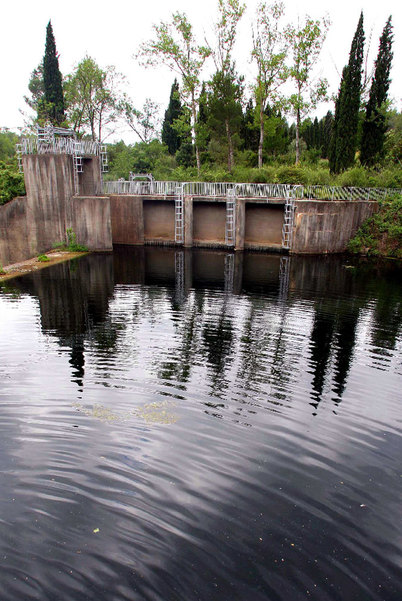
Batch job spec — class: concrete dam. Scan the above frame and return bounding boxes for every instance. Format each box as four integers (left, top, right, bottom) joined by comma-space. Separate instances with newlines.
0, 127, 388, 267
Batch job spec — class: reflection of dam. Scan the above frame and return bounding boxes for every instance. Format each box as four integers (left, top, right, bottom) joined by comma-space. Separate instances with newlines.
6, 250, 401, 413
112, 246, 290, 299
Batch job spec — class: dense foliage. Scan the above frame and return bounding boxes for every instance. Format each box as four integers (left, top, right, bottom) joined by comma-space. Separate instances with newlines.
0, 162, 25, 205
348, 195, 402, 258
360, 17, 394, 166
43, 21, 66, 126
329, 13, 365, 174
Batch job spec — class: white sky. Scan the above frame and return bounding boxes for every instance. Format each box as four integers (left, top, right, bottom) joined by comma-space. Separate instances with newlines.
1, 0, 401, 143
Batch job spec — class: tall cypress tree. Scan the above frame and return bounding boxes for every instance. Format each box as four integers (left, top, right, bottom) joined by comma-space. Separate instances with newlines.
329, 12, 365, 173
43, 20, 65, 126
161, 79, 183, 155
360, 17, 393, 166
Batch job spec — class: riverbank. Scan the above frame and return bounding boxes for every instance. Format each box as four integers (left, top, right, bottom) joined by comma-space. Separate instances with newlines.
348, 195, 402, 259
0, 250, 89, 282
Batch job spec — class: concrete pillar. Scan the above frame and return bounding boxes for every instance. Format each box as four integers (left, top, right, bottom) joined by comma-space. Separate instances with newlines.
235, 198, 245, 251
184, 196, 193, 247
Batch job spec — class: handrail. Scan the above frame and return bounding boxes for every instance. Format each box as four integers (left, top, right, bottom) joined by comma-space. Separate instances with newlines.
103, 180, 400, 202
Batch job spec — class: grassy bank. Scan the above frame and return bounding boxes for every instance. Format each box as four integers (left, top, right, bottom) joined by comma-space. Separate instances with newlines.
348, 195, 402, 259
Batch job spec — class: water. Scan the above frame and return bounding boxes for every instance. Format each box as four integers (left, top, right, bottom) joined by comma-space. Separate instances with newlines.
0, 247, 401, 601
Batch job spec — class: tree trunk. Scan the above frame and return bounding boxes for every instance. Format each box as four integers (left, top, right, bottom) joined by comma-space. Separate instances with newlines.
258, 102, 264, 169
191, 92, 201, 175
226, 119, 234, 172
295, 106, 301, 165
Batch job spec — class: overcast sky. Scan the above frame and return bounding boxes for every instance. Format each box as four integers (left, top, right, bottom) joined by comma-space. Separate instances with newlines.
1, 0, 400, 142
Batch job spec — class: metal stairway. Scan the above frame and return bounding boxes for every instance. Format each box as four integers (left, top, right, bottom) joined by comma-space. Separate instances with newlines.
282, 187, 295, 250
175, 185, 184, 244
225, 188, 236, 246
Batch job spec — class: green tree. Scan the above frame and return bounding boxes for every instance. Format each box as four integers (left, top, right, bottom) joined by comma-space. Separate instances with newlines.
360, 17, 393, 166
285, 15, 330, 164
207, 67, 244, 171
195, 82, 210, 161
43, 21, 65, 126
241, 98, 259, 153
137, 12, 210, 173
122, 97, 161, 143
24, 63, 46, 124
162, 80, 184, 154
329, 12, 365, 173
207, 0, 245, 171
65, 57, 123, 141
251, 1, 288, 168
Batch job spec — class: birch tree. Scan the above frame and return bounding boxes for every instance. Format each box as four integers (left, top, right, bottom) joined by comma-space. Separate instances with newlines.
251, 2, 288, 168
137, 13, 210, 173
285, 15, 330, 164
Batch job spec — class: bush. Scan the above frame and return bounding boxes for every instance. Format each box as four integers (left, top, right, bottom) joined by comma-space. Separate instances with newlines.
348, 195, 402, 258
276, 165, 309, 185
0, 162, 25, 205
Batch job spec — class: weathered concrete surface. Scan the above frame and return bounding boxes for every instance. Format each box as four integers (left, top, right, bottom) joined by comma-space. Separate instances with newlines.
143, 199, 175, 242
0, 196, 30, 266
69, 197, 112, 251
193, 201, 226, 245
245, 203, 283, 249
0, 155, 109, 266
235, 198, 245, 251
79, 157, 102, 195
292, 200, 377, 254
24, 154, 75, 256
184, 196, 193, 247
110, 195, 144, 245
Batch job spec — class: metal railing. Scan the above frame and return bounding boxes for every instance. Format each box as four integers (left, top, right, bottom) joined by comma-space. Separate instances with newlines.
17, 137, 103, 157
103, 180, 400, 202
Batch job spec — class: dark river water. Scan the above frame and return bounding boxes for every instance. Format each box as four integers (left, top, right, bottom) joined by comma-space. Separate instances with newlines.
0, 247, 401, 601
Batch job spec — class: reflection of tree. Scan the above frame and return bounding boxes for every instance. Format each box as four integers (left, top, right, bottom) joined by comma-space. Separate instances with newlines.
370, 278, 402, 353
201, 300, 234, 398
309, 309, 336, 413
332, 311, 359, 399
158, 292, 205, 385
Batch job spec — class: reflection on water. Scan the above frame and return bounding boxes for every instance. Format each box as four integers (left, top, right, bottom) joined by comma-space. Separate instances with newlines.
0, 248, 401, 601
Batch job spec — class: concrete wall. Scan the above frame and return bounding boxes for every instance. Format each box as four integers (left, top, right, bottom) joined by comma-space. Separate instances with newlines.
143, 199, 175, 242
292, 200, 377, 254
79, 158, 102, 196
23, 154, 75, 255
0, 156, 381, 267
69, 197, 112, 252
193, 201, 226, 245
0, 196, 30, 266
244, 203, 284, 249
0, 154, 109, 266
110, 195, 144, 245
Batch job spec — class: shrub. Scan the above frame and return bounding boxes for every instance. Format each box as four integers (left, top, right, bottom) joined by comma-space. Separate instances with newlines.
276, 165, 309, 185
0, 162, 25, 205
37, 254, 50, 262
348, 195, 402, 258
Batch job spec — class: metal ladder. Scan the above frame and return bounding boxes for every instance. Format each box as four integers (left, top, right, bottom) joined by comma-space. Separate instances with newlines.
100, 145, 108, 172
72, 141, 83, 195
225, 188, 236, 246
16, 144, 23, 173
282, 187, 295, 250
175, 185, 184, 244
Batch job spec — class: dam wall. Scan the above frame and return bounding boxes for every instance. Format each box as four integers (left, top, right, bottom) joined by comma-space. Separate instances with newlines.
0, 154, 379, 267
